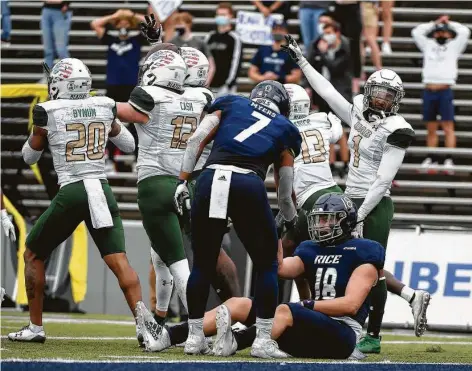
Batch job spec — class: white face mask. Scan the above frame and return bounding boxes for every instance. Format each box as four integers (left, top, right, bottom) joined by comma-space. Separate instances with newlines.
317, 23, 325, 36
322, 33, 337, 45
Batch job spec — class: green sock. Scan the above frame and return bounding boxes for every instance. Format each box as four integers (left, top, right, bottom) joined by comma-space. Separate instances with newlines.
367, 277, 387, 338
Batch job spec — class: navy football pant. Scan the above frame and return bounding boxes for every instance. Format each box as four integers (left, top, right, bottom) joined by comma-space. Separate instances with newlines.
236, 301, 356, 358
187, 169, 278, 320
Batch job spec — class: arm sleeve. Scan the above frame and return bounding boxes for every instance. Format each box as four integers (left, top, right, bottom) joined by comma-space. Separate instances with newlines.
128, 86, 155, 116
32, 105, 48, 127
357, 144, 406, 221
22, 137, 43, 165
411, 22, 435, 52
226, 32, 242, 87
181, 113, 220, 174
448, 21, 471, 55
109, 121, 136, 153
299, 58, 353, 126
328, 112, 344, 143
277, 166, 297, 222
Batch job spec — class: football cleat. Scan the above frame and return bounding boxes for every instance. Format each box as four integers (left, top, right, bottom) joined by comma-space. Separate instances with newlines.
411, 290, 431, 337
135, 321, 145, 348
8, 325, 46, 343
356, 334, 381, 354
212, 305, 237, 356
136, 301, 168, 352
184, 325, 211, 355
250, 338, 290, 359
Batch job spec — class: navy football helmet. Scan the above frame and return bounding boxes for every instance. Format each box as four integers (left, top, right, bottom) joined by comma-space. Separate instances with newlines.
307, 193, 358, 246
250, 80, 291, 118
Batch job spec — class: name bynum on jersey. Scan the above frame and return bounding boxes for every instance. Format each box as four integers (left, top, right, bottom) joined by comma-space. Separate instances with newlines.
128, 85, 213, 181
346, 95, 415, 198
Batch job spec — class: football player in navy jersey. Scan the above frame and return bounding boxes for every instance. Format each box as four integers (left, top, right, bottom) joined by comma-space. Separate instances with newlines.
150, 80, 302, 358
137, 193, 384, 359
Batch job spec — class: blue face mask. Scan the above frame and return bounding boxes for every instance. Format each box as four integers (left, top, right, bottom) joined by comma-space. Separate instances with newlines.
215, 15, 230, 26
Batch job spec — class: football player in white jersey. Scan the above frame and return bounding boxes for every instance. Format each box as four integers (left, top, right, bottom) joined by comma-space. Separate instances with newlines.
282, 36, 431, 353
8, 58, 156, 344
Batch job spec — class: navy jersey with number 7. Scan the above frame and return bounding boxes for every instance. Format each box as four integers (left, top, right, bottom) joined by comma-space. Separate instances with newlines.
295, 237, 385, 326
205, 95, 302, 179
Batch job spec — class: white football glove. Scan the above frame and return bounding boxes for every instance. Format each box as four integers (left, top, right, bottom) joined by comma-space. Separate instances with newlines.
173, 181, 191, 216
1, 209, 16, 242
281, 35, 306, 65
352, 220, 364, 239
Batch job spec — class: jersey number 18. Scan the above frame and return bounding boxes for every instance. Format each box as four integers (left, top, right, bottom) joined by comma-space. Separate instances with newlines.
314, 267, 337, 300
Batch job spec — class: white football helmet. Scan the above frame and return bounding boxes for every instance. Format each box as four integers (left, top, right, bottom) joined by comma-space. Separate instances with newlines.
284, 83, 310, 120
363, 69, 404, 116
180, 47, 209, 87
141, 50, 187, 91
48, 58, 92, 100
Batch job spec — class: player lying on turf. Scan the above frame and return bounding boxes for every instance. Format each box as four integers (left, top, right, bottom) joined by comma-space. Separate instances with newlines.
282, 34, 431, 353
8, 58, 156, 344
137, 193, 384, 359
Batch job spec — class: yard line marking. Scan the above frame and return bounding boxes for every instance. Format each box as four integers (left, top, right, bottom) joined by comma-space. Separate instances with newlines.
2, 335, 136, 341
1, 317, 135, 326
100, 356, 161, 359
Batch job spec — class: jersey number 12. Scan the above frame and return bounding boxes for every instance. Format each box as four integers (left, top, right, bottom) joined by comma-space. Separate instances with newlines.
234, 111, 272, 142
314, 267, 337, 300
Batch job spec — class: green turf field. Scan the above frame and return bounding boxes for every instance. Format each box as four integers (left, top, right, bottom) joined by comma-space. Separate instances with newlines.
2, 311, 471, 363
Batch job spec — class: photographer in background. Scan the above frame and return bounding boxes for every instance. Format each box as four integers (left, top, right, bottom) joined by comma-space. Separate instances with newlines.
412, 15, 470, 174
205, 2, 242, 97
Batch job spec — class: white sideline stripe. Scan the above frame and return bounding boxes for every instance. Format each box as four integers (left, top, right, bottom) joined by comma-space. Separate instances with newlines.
101, 356, 161, 359
2, 335, 471, 345
1, 316, 135, 326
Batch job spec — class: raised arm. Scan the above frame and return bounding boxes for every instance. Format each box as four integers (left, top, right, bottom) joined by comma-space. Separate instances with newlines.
282, 35, 353, 126
22, 126, 47, 165
448, 21, 471, 54
90, 10, 119, 39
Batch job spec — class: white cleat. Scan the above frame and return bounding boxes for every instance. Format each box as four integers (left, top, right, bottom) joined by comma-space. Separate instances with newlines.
411, 290, 431, 337
8, 325, 46, 343
213, 305, 237, 356
184, 326, 211, 355
136, 321, 144, 348
135, 302, 170, 352
250, 338, 290, 359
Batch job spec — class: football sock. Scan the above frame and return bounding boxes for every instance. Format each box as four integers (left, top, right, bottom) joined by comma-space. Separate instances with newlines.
367, 276, 387, 338
168, 323, 189, 345
169, 259, 190, 312
29, 321, 43, 333
234, 325, 257, 351
255, 317, 273, 340
401, 286, 416, 304
188, 318, 204, 336
153, 313, 166, 326
151, 250, 174, 313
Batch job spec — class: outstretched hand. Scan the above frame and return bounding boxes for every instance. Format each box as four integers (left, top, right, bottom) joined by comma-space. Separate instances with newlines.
140, 13, 162, 45
281, 34, 304, 64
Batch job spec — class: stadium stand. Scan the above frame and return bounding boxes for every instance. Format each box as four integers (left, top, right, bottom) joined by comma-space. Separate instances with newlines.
1, 1, 472, 226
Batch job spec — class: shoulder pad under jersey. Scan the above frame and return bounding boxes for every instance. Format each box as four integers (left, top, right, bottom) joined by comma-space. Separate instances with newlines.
352, 238, 385, 270
129, 86, 157, 115
208, 94, 245, 114
32, 104, 48, 127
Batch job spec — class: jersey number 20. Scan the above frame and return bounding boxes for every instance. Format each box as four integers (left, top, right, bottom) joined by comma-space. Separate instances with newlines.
65, 122, 105, 162
314, 267, 337, 300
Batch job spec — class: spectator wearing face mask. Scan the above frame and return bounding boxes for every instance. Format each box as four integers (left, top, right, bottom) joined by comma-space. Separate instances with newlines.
412, 16, 470, 174
205, 2, 242, 97
249, 20, 301, 84
298, 1, 332, 50
169, 12, 216, 85
306, 21, 351, 178
91, 9, 146, 171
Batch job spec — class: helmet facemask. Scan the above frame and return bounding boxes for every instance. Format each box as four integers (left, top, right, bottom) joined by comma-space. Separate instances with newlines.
308, 210, 347, 246
363, 82, 404, 118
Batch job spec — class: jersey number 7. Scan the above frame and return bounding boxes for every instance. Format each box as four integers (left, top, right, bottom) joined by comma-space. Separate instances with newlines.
234, 111, 272, 143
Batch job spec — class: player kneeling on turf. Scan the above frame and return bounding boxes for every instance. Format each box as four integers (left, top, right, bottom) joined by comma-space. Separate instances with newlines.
138, 193, 384, 359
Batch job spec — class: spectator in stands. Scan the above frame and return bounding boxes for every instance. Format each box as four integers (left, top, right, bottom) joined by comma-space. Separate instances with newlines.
1, 0, 11, 46
380, 0, 394, 55
306, 21, 350, 177
169, 12, 216, 85
41, 1, 72, 69
205, 2, 242, 97
248, 20, 302, 84
298, 1, 332, 50
412, 15, 471, 173
91, 9, 146, 172
361, 1, 382, 70
333, 0, 362, 95
253, 1, 292, 20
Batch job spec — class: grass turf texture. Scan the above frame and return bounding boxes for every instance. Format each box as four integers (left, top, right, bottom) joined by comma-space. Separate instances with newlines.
2, 311, 472, 363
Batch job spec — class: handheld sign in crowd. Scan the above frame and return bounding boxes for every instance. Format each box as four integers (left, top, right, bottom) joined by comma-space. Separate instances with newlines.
236, 11, 284, 46
148, 0, 182, 22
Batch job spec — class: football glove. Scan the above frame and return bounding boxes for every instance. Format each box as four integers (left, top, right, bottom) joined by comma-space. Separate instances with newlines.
174, 181, 191, 216
1, 209, 16, 242
352, 220, 364, 239
140, 14, 162, 45
281, 35, 306, 65
275, 211, 285, 239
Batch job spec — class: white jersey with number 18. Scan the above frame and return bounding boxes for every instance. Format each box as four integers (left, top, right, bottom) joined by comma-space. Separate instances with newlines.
292, 112, 343, 208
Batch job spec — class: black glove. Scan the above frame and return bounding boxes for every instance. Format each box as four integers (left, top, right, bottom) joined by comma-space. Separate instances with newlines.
281, 34, 304, 64
140, 14, 162, 45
